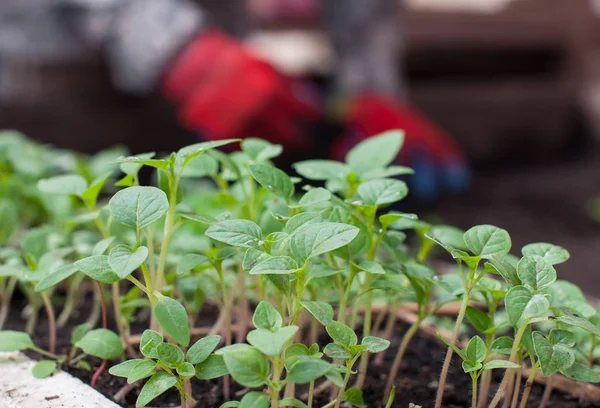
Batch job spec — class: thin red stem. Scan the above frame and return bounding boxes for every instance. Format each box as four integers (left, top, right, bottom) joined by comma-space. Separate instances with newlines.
91, 281, 108, 388
91, 360, 107, 388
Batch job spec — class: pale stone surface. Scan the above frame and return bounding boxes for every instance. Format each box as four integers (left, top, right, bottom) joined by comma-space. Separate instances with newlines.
0, 352, 121, 408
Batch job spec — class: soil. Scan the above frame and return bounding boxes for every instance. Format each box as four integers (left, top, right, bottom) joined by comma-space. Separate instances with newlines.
4, 295, 598, 408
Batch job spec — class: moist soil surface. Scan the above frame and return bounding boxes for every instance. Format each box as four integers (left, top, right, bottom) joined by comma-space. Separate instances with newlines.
4, 297, 596, 408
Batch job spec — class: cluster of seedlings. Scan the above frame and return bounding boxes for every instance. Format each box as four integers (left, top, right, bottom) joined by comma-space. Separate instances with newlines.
1, 130, 599, 408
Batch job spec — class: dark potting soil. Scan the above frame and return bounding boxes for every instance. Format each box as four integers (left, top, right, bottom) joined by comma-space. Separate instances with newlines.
4, 296, 598, 408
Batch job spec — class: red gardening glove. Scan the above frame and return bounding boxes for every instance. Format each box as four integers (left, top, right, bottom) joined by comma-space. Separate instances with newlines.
161, 29, 320, 150
332, 92, 470, 200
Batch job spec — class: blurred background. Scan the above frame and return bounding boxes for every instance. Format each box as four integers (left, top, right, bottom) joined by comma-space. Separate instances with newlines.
2, 0, 600, 292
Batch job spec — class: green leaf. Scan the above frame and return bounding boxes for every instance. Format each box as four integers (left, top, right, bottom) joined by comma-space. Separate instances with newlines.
323, 343, 351, 360
342, 386, 367, 408
109, 186, 169, 230
379, 212, 418, 230
153, 296, 190, 346
300, 300, 333, 326
206, 219, 262, 248
462, 360, 482, 374
284, 213, 322, 234
136, 372, 178, 408
0, 200, 17, 245
517, 255, 556, 292
560, 362, 600, 383
491, 337, 513, 356
549, 329, 575, 347
220, 403, 240, 408
345, 130, 404, 175
156, 343, 184, 368
177, 139, 240, 169
292, 188, 331, 208
325, 367, 345, 387
74, 255, 120, 284
361, 336, 391, 353
32, 360, 57, 379
437, 333, 466, 360
465, 336, 486, 363
92, 237, 116, 256
187, 335, 222, 365
127, 360, 157, 384
75, 329, 123, 360
247, 326, 299, 357
533, 331, 575, 376
140, 330, 163, 359
241, 138, 282, 161
555, 315, 600, 337
109, 359, 144, 377
222, 348, 270, 388
354, 179, 408, 207
293, 160, 349, 181
279, 397, 309, 408
118, 153, 156, 175
196, 355, 230, 380
482, 360, 521, 371
81, 171, 112, 208
290, 222, 359, 262
505, 286, 549, 327
253, 301, 283, 332
287, 359, 331, 384
248, 163, 294, 200
326, 321, 357, 347
488, 255, 520, 286
71, 323, 90, 345
37, 175, 87, 196
176, 362, 196, 378
238, 391, 269, 408
250, 256, 298, 275
522, 242, 570, 265
354, 260, 386, 275
466, 306, 493, 332
35, 264, 78, 292
463, 225, 511, 258
176, 254, 209, 275
108, 245, 149, 279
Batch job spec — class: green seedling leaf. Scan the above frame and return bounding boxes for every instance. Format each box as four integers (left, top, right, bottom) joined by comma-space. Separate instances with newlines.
238, 391, 269, 408
483, 360, 521, 371
140, 330, 163, 359
253, 301, 283, 332
354, 178, 408, 207
354, 260, 386, 275
466, 306, 493, 332
71, 323, 90, 345
153, 296, 190, 346
279, 397, 308, 408
345, 130, 403, 175
517, 255, 556, 292
118, 152, 155, 175
463, 225, 511, 258
290, 222, 359, 262
223, 348, 270, 387
108, 245, 148, 279
326, 321, 358, 347
491, 336, 513, 355
32, 360, 57, 379
284, 212, 322, 234
0, 200, 17, 245
35, 264, 78, 292
300, 300, 334, 326
522, 242, 570, 265
533, 331, 575, 376
549, 329, 575, 347
379, 212, 418, 230
75, 329, 123, 360
361, 165, 413, 179
180, 213, 217, 225
196, 355, 230, 380
325, 367, 345, 387
176, 254, 209, 275
437, 333, 466, 360
466, 336, 487, 363
74, 255, 120, 284
462, 360, 483, 374
292, 187, 331, 208
81, 172, 112, 208
175, 362, 195, 378
37, 174, 87, 196
109, 186, 169, 230
243, 248, 270, 270
342, 386, 367, 408
182, 154, 219, 177
187, 335, 221, 365
361, 336, 391, 353
92, 237, 116, 256
220, 403, 240, 408
0, 331, 34, 352
250, 256, 297, 275
323, 343, 351, 360
247, 326, 299, 357
206, 219, 262, 248
241, 138, 282, 161
488, 255, 520, 286
177, 139, 240, 168
248, 163, 294, 200
156, 343, 184, 368
128, 360, 157, 384
287, 359, 331, 384
136, 372, 178, 408
561, 362, 600, 383
293, 160, 349, 181
555, 315, 600, 337
506, 286, 549, 327
109, 359, 144, 377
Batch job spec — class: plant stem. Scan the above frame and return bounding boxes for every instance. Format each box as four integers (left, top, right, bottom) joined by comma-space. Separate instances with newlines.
40, 291, 56, 354
86, 283, 101, 328
333, 364, 352, 408
91, 280, 108, 389
0, 276, 17, 329
489, 323, 528, 408
519, 361, 539, 408
271, 356, 282, 408
127, 275, 150, 297
57, 273, 84, 327
472, 374, 478, 408
291, 266, 307, 325
308, 380, 315, 408
510, 366, 523, 408
384, 318, 421, 400
539, 375, 553, 408
355, 287, 373, 388
375, 303, 399, 366
338, 265, 357, 325
434, 289, 471, 408
30, 345, 59, 360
